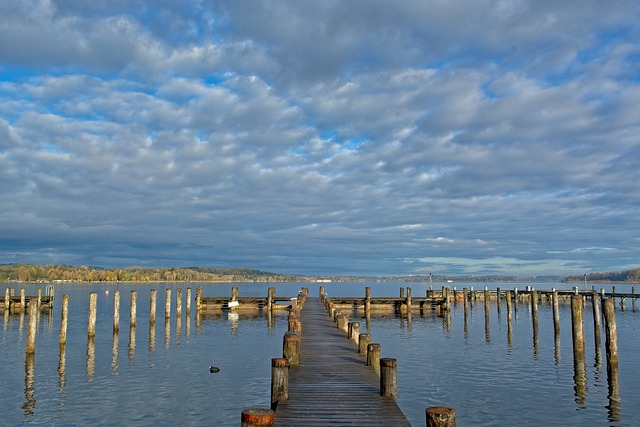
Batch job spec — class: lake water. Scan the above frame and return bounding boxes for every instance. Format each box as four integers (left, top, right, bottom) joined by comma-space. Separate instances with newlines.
2, 282, 638, 426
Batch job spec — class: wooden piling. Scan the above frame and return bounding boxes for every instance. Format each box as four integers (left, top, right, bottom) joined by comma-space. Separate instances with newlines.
592, 291, 602, 351
348, 321, 360, 345
406, 287, 412, 310
602, 298, 619, 373
241, 408, 275, 427
380, 358, 397, 399
4, 287, 9, 312
231, 287, 239, 303
365, 287, 371, 317
337, 315, 349, 333
186, 288, 192, 315
195, 287, 202, 311
20, 288, 26, 313
113, 290, 121, 333
26, 301, 37, 354
270, 358, 289, 410
59, 294, 69, 346
130, 290, 137, 327
426, 406, 456, 427
552, 289, 560, 337
149, 289, 157, 324
368, 343, 381, 376
359, 333, 371, 354
176, 288, 182, 319
531, 290, 539, 344
88, 292, 97, 338
267, 287, 275, 312
165, 288, 171, 319
283, 332, 300, 366
571, 295, 585, 363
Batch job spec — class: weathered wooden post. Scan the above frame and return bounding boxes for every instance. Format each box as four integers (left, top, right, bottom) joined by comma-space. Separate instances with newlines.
130, 290, 137, 327
288, 315, 301, 334
165, 288, 171, 319
348, 321, 360, 345
531, 290, 539, 344
337, 315, 349, 333
552, 289, 560, 337
267, 287, 275, 312
462, 288, 468, 330
26, 301, 38, 354
368, 343, 381, 376
176, 288, 183, 319
231, 287, 239, 303
270, 358, 289, 410
186, 288, 192, 315
380, 358, 397, 398
359, 333, 371, 354
283, 332, 300, 366
195, 286, 202, 311
426, 406, 456, 427
592, 291, 602, 351
602, 298, 620, 403
20, 288, 26, 313
484, 287, 490, 339
88, 292, 97, 338
571, 295, 585, 363
37, 288, 42, 311
365, 287, 371, 317
241, 408, 275, 427
59, 294, 69, 346
149, 289, 157, 324
113, 290, 121, 333
406, 287, 412, 312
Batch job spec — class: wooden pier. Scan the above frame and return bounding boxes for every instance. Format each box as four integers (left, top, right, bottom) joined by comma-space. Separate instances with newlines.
274, 297, 411, 426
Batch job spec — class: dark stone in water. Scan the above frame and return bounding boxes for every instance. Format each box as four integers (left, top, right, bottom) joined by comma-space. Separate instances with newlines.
209, 366, 220, 373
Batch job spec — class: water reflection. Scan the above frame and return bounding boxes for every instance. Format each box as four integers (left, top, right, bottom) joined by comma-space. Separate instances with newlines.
112, 332, 120, 371
87, 336, 95, 380
149, 321, 156, 353
23, 353, 35, 417
58, 344, 67, 388
164, 319, 170, 350
128, 325, 136, 362
607, 367, 621, 423
573, 358, 587, 408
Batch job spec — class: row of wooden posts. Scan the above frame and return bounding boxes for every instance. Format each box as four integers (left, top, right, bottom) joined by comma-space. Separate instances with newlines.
239, 287, 456, 427
321, 287, 457, 427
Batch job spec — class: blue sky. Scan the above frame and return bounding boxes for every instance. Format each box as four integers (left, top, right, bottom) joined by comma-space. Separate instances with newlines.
1, 0, 639, 277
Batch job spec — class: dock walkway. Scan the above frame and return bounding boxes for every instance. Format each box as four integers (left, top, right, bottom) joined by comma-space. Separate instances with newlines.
275, 297, 410, 426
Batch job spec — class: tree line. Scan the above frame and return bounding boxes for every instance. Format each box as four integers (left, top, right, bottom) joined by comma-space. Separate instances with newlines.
0, 264, 305, 284
563, 268, 640, 283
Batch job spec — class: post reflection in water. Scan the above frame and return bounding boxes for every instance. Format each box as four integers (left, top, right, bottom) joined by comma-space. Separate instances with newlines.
58, 344, 67, 388
484, 303, 490, 343
86, 336, 95, 381
23, 353, 36, 417
128, 325, 136, 362
554, 334, 561, 365
149, 321, 156, 353
573, 358, 587, 408
185, 315, 191, 338
175, 316, 182, 344
164, 319, 170, 350
607, 367, 621, 423
112, 332, 120, 371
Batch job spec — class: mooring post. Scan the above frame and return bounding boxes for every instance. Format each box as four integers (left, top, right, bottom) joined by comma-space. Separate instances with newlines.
267, 287, 274, 312
59, 294, 69, 346
270, 358, 289, 410
26, 301, 38, 354
113, 290, 121, 333
149, 289, 157, 324
552, 289, 560, 337
571, 295, 585, 363
165, 288, 171, 319
426, 406, 457, 426
130, 290, 137, 328
195, 287, 202, 311
4, 287, 9, 313
176, 288, 182, 319
231, 287, 239, 303
337, 315, 349, 333
241, 408, 275, 427
88, 292, 97, 338
186, 287, 192, 315
359, 333, 371, 354
368, 343, 381, 376
348, 321, 360, 345
602, 298, 619, 401
531, 290, 539, 341
288, 315, 301, 334
592, 291, 602, 350
365, 286, 371, 317
406, 287, 412, 311
380, 358, 398, 399
283, 332, 300, 366
20, 288, 26, 314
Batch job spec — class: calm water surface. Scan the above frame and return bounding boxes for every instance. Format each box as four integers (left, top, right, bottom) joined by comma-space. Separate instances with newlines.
2, 282, 639, 426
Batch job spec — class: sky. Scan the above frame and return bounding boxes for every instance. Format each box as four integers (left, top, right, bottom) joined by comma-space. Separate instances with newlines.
1, 1, 639, 277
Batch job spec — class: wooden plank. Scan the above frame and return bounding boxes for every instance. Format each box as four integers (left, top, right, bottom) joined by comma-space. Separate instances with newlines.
275, 298, 411, 426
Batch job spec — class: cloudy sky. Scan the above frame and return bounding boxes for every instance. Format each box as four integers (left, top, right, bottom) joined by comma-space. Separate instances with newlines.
1, 1, 639, 277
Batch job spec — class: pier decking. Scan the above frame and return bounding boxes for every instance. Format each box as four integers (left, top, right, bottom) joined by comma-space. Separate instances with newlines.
274, 297, 411, 426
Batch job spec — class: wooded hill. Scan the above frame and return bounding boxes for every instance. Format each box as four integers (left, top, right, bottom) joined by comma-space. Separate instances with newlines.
0, 264, 305, 284
563, 268, 640, 283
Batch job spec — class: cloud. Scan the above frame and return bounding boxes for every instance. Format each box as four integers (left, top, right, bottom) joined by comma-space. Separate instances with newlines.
1, 1, 639, 276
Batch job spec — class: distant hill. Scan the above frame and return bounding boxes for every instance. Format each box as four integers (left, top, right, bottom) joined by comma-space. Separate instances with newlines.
0, 264, 306, 283
563, 268, 640, 283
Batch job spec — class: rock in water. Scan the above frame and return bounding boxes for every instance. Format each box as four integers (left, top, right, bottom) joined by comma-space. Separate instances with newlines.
209, 366, 220, 373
